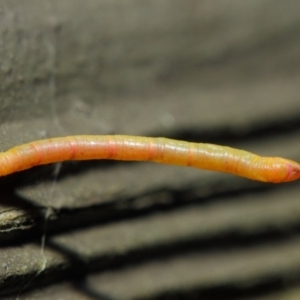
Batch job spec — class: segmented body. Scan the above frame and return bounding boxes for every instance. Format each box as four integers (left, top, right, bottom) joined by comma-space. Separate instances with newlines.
0, 135, 299, 183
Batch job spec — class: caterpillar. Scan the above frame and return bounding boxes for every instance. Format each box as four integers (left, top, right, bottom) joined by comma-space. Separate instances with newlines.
0, 135, 299, 183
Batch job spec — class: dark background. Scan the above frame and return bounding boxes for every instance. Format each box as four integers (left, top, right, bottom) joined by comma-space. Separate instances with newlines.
1, 1, 300, 299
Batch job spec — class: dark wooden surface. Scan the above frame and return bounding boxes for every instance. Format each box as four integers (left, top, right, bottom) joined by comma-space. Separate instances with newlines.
1, 1, 300, 299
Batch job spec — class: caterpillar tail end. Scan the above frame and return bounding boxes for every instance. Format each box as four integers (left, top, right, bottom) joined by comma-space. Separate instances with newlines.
285, 159, 300, 182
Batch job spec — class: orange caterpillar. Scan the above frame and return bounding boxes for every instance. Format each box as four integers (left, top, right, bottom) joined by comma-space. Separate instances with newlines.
0, 135, 299, 183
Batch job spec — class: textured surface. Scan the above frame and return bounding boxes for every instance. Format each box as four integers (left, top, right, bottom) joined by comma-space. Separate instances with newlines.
1, 0, 300, 299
